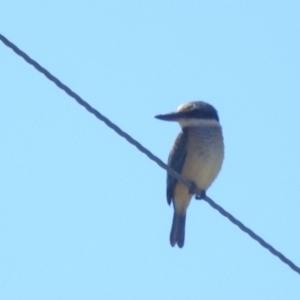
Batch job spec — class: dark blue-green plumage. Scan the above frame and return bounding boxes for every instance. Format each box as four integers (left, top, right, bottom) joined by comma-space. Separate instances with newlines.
167, 130, 188, 248
167, 130, 188, 205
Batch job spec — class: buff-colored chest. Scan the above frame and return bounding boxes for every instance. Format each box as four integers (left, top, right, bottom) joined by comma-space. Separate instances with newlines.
181, 125, 224, 191
173, 124, 224, 214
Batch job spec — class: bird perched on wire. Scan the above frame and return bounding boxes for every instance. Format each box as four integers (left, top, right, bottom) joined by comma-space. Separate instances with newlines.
155, 101, 224, 248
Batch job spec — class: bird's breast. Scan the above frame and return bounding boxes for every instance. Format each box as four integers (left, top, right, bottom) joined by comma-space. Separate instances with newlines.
180, 125, 224, 191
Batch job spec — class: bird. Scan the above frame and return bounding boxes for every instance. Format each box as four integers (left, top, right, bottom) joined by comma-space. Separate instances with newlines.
155, 101, 224, 248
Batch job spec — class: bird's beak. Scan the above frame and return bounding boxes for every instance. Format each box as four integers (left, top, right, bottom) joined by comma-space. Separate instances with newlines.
155, 112, 186, 121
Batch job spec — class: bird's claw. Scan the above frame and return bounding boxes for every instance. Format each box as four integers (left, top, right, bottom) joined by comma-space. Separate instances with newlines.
195, 192, 206, 200
189, 182, 206, 200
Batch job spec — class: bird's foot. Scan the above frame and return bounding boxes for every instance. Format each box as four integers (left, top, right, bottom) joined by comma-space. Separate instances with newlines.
195, 191, 206, 200
189, 182, 206, 200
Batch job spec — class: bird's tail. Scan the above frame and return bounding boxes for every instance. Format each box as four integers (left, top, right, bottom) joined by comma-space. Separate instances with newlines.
170, 212, 186, 248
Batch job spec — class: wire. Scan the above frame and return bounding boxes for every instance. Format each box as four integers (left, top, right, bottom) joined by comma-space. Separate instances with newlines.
1, 33, 299, 276
203, 195, 300, 274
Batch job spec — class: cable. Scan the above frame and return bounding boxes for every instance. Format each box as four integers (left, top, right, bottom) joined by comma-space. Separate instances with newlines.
1, 33, 299, 276
203, 195, 300, 275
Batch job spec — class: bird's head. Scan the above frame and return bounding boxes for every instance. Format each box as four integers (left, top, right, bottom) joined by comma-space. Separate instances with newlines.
155, 101, 220, 128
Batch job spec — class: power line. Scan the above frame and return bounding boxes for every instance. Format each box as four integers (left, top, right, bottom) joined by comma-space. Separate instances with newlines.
1, 33, 299, 276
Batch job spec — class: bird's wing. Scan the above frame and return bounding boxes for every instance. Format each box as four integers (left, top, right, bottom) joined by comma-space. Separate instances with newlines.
167, 131, 188, 205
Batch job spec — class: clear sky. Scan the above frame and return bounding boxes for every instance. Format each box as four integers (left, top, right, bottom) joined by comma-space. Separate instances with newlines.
1, 1, 300, 299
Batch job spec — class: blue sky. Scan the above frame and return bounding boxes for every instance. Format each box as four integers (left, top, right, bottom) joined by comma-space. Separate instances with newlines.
1, 1, 300, 299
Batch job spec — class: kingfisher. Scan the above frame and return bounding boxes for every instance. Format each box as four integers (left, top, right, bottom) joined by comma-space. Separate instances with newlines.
155, 101, 224, 248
